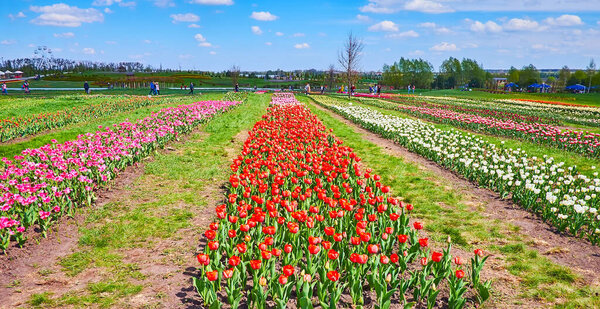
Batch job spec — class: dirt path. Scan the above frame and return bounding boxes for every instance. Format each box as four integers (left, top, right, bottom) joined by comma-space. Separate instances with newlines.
310, 101, 600, 285
0, 126, 250, 309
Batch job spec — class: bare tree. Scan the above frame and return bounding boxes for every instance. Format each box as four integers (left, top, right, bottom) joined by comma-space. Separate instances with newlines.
338, 32, 364, 98
230, 65, 240, 87
587, 59, 596, 94
327, 64, 336, 92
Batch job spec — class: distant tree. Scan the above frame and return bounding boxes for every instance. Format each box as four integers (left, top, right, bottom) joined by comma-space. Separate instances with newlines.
230, 65, 240, 86
338, 32, 364, 98
461, 58, 486, 88
327, 64, 336, 92
518, 64, 541, 89
508, 66, 520, 83
558, 66, 570, 89
439, 57, 462, 88
586, 59, 596, 93
572, 70, 588, 85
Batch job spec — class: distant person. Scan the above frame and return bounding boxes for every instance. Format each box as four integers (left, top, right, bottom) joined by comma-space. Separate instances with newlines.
23, 81, 30, 94
254, 85, 257, 92
189, 82, 194, 94
377, 84, 381, 95
412, 85, 416, 94
305, 83, 310, 94
235, 83, 239, 92
180, 83, 184, 90
351, 84, 355, 95
1, 82, 7, 95
149, 82, 155, 95
320, 85, 324, 94
407, 84, 411, 94
84, 81, 90, 94
155, 82, 160, 95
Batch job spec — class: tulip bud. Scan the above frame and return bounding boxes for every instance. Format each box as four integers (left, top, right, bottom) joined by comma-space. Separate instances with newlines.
259, 277, 267, 286
385, 274, 392, 284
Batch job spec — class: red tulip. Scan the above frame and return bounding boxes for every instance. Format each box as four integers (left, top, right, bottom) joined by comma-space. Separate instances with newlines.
418, 238, 429, 247
284, 244, 293, 253
223, 268, 234, 279
432, 251, 443, 263
380, 254, 390, 264
228, 230, 237, 238
420, 257, 428, 266
390, 253, 399, 263
413, 221, 423, 230
308, 244, 321, 255
272, 248, 282, 257
456, 269, 465, 279
250, 260, 262, 270
454, 256, 463, 265
204, 230, 216, 240
327, 270, 340, 282
196, 253, 210, 266
367, 244, 379, 254
279, 274, 288, 285
236, 243, 247, 253
474, 249, 484, 257
228, 255, 241, 267
328, 249, 339, 260
283, 265, 295, 276
208, 241, 219, 250
206, 270, 218, 281
261, 250, 272, 260
333, 233, 343, 242
397, 234, 408, 243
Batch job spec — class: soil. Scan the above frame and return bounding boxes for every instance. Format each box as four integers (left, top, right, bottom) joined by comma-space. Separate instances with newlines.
309, 101, 600, 302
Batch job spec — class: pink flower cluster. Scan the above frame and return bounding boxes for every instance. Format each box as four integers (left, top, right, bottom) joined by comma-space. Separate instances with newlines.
0, 100, 241, 251
270, 93, 301, 106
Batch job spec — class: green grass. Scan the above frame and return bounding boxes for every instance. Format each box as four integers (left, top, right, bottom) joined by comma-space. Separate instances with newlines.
300, 95, 600, 308
27, 93, 270, 308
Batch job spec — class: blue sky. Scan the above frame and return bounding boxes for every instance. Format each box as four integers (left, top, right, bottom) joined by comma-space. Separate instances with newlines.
2, 0, 600, 71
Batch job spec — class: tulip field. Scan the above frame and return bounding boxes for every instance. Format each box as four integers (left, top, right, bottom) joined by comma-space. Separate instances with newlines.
2, 91, 600, 308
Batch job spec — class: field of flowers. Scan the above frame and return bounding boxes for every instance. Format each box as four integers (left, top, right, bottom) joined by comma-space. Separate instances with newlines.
0, 98, 243, 251
193, 93, 490, 309
312, 96, 600, 245
353, 96, 600, 158
0, 95, 195, 143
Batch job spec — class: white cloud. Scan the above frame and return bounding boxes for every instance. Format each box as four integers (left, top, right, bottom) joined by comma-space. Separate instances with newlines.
531, 43, 560, 53
318, 32, 327, 37
275, 32, 284, 36
82, 47, 96, 54
119, 2, 136, 7
544, 14, 583, 26
251, 26, 263, 35
293, 33, 305, 37
8, 11, 26, 20
265, 42, 272, 46
105, 40, 117, 44
179, 54, 193, 59
368, 20, 399, 32
195, 33, 212, 47
358, 0, 600, 13
404, 0, 453, 13
385, 30, 419, 38
430, 42, 459, 51
463, 42, 478, 48
360, 0, 453, 14
129, 52, 151, 60
143, 39, 152, 43
250, 11, 278, 21
470, 20, 502, 33
356, 14, 371, 22
384, 47, 391, 52
188, 24, 201, 28
30, 3, 104, 27
171, 13, 200, 23
294, 43, 310, 49
1, 40, 16, 45
54, 32, 75, 38
92, 0, 135, 7
53, 48, 63, 52
154, 0, 175, 7
104, 8, 113, 13
190, 0, 233, 5
409, 49, 424, 56
418, 22, 452, 34
209, 51, 217, 55
504, 18, 541, 31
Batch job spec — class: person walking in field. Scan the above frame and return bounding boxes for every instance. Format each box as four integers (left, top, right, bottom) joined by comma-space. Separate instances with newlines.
84, 81, 90, 94
412, 85, 416, 94
377, 84, 381, 95
155, 82, 160, 95
1, 82, 7, 95
235, 83, 239, 92
149, 82, 155, 95
305, 83, 311, 94
189, 82, 194, 94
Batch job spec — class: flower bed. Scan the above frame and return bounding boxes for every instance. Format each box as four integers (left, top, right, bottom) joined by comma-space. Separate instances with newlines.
0, 99, 242, 251
312, 96, 600, 245
193, 93, 490, 309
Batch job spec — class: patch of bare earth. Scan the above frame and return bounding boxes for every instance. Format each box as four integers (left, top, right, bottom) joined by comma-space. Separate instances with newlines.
310, 101, 600, 307
0, 129, 250, 309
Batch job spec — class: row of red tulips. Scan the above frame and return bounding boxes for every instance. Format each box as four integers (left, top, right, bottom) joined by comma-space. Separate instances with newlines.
193, 93, 490, 309
0, 99, 242, 252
